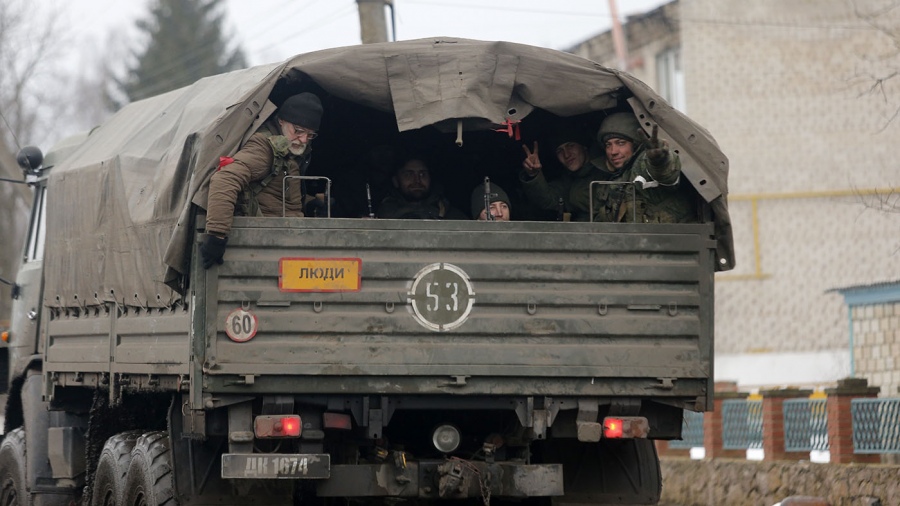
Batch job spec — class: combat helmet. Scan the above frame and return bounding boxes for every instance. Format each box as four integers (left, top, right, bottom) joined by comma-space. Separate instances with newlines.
597, 112, 641, 145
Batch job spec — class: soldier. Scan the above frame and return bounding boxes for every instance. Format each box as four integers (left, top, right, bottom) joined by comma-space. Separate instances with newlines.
595, 112, 697, 223
201, 92, 324, 269
470, 181, 511, 221
518, 125, 611, 222
375, 158, 466, 220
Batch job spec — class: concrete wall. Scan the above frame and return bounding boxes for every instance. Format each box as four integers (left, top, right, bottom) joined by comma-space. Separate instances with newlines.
680, 0, 900, 363
567, 0, 900, 390
661, 457, 899, 506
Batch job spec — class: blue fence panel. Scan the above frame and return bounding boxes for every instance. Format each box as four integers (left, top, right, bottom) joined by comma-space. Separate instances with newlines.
722, 399, 762, 450
852, 398, 900, 454
669, 410, 704, 449
783, 398, 829, 452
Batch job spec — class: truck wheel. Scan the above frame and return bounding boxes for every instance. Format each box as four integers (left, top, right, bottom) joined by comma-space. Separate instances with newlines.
91, 431, 143, 506
121, 432, 176, 506
546, 438, 661, 506
0, 428, 28, 506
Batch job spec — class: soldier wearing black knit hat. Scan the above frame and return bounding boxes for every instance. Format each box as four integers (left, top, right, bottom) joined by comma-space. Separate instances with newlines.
202, 92, 325, 269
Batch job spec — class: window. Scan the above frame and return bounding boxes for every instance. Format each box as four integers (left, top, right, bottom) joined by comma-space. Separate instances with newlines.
656, 47, 685, 113
24, 187, 47, 262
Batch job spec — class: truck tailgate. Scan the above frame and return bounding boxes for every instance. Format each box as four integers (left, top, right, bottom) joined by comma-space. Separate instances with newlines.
203, 218, 715, 400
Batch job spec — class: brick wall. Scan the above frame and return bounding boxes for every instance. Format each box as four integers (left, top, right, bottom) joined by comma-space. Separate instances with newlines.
852, 301, 900, 398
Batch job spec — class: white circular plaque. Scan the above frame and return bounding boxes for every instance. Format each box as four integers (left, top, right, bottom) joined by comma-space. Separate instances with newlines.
224, 308, 259, 342
407, 263, 475, 331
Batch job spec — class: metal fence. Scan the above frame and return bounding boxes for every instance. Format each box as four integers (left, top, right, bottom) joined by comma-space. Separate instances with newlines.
669, 410, 705, 449
783, 398, 829, 452
722, 399, 763, 450
851, 398, 900, 454
661, 396, 900, 458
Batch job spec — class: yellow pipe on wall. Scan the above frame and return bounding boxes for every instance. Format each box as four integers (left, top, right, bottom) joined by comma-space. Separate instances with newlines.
718, 187, 900, 281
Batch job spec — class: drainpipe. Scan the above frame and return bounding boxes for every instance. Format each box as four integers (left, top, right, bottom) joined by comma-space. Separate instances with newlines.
357, 0, 390, 44
608, 0, 629, 70
847, 305, 855, 377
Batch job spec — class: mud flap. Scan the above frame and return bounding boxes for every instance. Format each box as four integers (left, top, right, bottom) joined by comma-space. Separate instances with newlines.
541, 438, 661, 506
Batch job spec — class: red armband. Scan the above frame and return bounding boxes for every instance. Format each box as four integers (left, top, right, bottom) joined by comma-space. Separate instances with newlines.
217, 156, 235, 171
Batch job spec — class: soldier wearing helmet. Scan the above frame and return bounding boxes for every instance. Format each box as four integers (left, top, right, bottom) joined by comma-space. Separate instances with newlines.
595, 111, 698, 223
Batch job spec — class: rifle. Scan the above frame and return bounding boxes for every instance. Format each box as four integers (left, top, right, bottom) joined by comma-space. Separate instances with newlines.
483, 176, 495, 221
366, 183, 375, 218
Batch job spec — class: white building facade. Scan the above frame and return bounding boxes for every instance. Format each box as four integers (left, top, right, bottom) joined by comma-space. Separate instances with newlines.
570, 0, 900, 391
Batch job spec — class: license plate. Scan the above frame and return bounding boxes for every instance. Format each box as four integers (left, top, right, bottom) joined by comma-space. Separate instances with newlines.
222, 453, 330, 479
279, 258, 361, 292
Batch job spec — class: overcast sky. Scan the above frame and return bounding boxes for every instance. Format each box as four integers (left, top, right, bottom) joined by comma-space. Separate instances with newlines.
63, 0, 669, 66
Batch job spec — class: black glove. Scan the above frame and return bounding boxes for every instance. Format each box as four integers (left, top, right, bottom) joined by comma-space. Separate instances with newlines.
639, 124, 669, 166
200, 235, 228, 269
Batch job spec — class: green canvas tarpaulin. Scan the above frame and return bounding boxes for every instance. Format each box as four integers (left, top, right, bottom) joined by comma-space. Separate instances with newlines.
43, 38, 733, 308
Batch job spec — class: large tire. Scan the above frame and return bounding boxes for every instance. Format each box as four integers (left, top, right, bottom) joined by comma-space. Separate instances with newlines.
0, 428, 28, 506
121, 432, 177, 506
91, 431, 143, 506
545, 438, 662, 506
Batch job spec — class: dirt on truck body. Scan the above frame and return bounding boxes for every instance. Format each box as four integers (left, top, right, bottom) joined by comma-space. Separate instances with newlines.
1, 38, 733, 505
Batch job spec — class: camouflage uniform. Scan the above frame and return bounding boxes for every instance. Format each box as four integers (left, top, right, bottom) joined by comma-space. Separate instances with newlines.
519, 161, 609, 222
593, 113, 698, 224
375, 187, 466, 220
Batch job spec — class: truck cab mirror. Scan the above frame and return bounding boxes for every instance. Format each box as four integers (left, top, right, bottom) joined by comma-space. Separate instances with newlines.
16, 146, 43, 177
0, 276, 19, 300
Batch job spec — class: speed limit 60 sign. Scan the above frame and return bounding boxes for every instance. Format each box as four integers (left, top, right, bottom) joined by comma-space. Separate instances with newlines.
225, 308, 259, 342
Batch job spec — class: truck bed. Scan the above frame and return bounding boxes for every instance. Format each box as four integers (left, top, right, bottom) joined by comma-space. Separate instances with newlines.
44, 218, 714, 410
206, 218, 714, 404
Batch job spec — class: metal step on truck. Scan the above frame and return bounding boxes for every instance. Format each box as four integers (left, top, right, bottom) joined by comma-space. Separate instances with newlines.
1, 38, 733, 505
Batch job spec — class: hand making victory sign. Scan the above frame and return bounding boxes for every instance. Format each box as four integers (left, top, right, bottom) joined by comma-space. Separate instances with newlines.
637, 124, 669, 165
521, 141, 542, 176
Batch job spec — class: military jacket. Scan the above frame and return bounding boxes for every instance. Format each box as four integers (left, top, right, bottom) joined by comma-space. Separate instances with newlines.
206, 119, 311, 237
519, 162, 611, 222
626, 148, 697, 223
375, 189, 466, 220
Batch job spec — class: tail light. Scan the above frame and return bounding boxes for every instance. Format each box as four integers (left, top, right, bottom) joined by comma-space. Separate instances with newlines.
603, 416, 649, 439
254, 415, 301, 438
323, 412, 352, 430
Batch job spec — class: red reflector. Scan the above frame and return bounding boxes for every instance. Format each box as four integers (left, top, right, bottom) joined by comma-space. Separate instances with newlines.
602, 416, 650, 439
604, 417, 624, 438
323, 412, 352, 430
254, 415, 301, 438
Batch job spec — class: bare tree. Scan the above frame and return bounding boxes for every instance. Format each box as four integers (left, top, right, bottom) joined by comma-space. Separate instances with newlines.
849, 0, 900, 126
849, 1, 900, 217
0, 0, 69, 324
62, 31, 130, 132
857, 188, 900, 215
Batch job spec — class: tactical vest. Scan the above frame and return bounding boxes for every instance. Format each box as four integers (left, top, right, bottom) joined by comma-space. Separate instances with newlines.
238, 133, 311, 217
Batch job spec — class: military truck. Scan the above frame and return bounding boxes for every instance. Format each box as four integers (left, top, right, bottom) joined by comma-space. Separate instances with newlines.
1, 38, 733, 505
